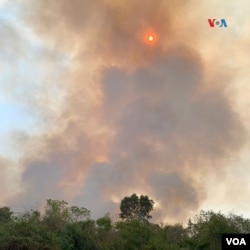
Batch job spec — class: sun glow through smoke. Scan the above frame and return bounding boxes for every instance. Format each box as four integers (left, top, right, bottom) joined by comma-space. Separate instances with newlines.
144, 31, 158, 46
148, 35, 154, 41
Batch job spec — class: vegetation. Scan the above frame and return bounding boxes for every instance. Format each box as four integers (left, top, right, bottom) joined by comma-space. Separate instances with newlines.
0, 195, 249, 249
119, 194, 154, 222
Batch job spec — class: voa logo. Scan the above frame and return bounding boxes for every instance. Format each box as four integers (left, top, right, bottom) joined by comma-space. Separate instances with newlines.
208, 18, 227, 28
222, 234, 250, 249
226, 238, 246, 246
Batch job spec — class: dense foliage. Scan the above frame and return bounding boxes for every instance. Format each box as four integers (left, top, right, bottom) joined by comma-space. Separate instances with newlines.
119, 194, 154, 222
0, 197, 249, 249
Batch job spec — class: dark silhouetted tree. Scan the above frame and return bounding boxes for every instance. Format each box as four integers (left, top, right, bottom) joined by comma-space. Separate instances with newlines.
119, 194, 154, 222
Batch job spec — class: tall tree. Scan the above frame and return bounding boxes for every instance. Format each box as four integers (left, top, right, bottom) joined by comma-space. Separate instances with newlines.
119, 194, 154, 222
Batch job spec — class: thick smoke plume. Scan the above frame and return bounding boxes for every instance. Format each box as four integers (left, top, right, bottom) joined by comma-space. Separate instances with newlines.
2, 0, 246, 222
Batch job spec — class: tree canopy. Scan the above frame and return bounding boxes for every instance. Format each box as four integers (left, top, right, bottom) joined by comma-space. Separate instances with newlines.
0, 196, 249, 249
119, 193, 154, 222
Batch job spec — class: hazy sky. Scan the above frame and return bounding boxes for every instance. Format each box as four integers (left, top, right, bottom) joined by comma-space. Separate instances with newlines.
0, 0, 250, 223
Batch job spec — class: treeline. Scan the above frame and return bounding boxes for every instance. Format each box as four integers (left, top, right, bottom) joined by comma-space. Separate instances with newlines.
0, 195, 250, 249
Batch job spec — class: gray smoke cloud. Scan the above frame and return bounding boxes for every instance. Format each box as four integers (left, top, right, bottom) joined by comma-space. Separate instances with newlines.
4, 0, 246, 222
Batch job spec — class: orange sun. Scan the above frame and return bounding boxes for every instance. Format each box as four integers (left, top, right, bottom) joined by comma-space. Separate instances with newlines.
148, 35, 154, 41
144, 31, 158, 46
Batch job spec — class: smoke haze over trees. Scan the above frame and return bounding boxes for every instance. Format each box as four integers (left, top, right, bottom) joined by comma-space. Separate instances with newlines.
0, 197, 250, 249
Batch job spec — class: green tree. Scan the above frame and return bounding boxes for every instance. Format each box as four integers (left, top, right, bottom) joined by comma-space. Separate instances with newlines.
60, 220, 98, 250
0, 208, 61, 249
187, 210, 244, 250
113, 220, 152, 249
69, 206, 90, 223
0, 207, 13, 224
43, 199, 70, 231
96, 213, 112, 232
96, 213, 114, 249
119, 194, 154, 222
42, 199, 93, 249
43, 199, 90, 231
164, 224, 188, 245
